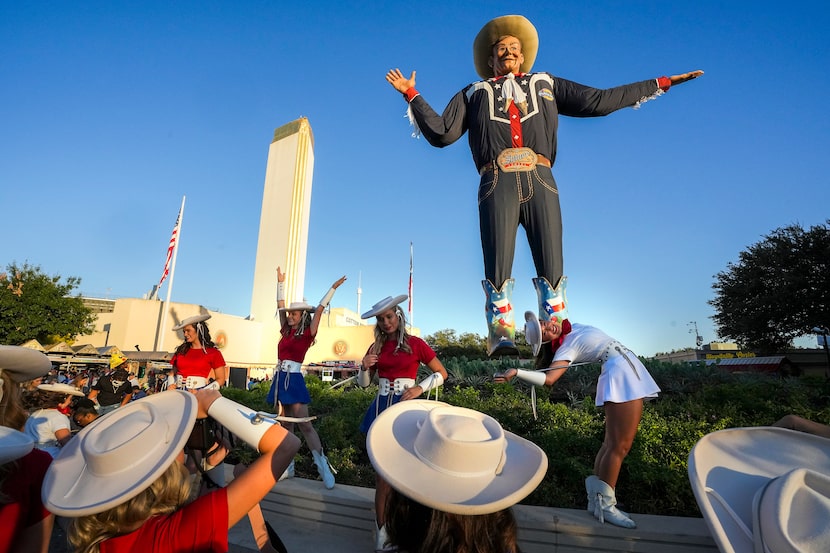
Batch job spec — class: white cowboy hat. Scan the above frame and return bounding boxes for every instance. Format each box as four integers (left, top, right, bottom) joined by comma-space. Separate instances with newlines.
361, 295, 408, 319
688, 427, 830, 553
753, 468, 830, 553
172, 314, 211, 331
278, 301, 315, 313
0, 345, 52, 382
37, 382, 86, 397
42, 391, 197, 517
473, 15, 539, 80
0, 427, 35, 464
523, 311, 542, 356
367, 399, 548, 515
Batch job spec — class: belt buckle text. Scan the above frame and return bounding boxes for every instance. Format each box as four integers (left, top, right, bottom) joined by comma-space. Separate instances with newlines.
496, 147, 538, 172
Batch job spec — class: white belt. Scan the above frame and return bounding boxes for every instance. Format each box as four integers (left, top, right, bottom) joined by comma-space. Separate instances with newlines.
181, 376, 220, 390
378, 377, 415, 396
278, 360, 303, 373
600, 341, 640, 380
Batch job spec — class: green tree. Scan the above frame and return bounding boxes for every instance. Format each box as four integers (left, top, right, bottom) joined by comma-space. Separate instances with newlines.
709, 221, 830, 353
0, 262, 95, 345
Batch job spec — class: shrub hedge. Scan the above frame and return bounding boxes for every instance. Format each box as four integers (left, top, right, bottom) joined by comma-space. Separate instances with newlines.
223, 360, 830, 517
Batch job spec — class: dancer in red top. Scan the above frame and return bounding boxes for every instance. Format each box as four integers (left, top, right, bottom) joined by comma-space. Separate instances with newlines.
266, 267, 346, 489
169, 314, 229, 491
357, 294, 448, 552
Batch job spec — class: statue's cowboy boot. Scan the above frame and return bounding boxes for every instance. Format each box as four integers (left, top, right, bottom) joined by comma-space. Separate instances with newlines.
532, 275, 568, 322
482, 278, 518, 357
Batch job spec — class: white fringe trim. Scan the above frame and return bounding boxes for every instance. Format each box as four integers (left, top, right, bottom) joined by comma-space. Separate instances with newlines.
633, 87, 665, 110
406, 105, 421, 138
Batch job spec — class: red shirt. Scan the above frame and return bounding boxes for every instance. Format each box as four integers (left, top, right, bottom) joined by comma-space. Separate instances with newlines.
101, 487, 229, 553
278, 325, 314, 363
0, 449, 52, 553
371, 336, 436, 381
171, 347, 226, 379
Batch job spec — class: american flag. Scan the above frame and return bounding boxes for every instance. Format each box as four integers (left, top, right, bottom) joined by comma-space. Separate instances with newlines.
157, 207, 182, 291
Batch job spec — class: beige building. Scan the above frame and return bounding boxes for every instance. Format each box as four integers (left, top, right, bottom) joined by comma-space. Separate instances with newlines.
82, 298, 380, 379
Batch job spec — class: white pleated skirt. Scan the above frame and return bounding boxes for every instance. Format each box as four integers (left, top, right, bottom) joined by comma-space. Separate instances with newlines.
595, 351, 660, 406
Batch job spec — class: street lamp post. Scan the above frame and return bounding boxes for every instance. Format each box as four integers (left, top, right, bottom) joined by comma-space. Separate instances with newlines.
811, 326, 830, 379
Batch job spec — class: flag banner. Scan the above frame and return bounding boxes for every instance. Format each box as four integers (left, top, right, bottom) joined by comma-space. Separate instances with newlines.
157, 208, 181, 290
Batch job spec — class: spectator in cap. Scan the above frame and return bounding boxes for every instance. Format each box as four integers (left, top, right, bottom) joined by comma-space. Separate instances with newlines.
358, 294, 448, 551
0, 345, 55, 553
88, 362, 133, 416
367, 399, 547, 553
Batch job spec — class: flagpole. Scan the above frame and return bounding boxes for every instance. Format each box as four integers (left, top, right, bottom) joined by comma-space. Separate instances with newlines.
408, 242, 414, 332
154, 196, 185, 351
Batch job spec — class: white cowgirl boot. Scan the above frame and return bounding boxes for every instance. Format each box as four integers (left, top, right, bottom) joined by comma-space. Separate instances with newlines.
312, 449, 336, 489
586, 475, 628, 516
278, 460, 294, 481
591, 479, 636, 529
482, 278, 518, 357
585, 475, 598, 513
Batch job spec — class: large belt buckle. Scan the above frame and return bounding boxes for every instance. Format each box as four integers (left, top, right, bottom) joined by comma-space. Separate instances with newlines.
185, 376, 209, 390
496, 147, 538, 172
393, 378, 415, 394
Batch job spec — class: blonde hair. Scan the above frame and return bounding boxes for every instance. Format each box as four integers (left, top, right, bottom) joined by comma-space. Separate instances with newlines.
371, 306, 413, 355
69, 461, 192, 553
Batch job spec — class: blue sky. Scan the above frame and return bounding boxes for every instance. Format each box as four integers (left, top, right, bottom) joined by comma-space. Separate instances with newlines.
2, 1, 828, 356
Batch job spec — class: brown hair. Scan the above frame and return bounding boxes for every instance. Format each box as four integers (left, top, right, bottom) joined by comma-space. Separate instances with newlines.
385, 488, 519, 553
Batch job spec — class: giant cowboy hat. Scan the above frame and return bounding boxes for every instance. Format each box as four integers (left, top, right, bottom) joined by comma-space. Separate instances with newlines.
367, 399, 548, 515
278, 301, 316, 313
43, 391, 198, 517
473, 15, 539, 79
172, 313, 211, 331
361, 294, 408, 319
0, 427, 35, 464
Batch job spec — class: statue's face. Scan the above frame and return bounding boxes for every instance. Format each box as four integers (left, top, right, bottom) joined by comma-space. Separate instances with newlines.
489, 35, 524, 76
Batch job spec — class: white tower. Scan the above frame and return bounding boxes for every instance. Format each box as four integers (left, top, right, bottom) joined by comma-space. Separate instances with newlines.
250, 118, 315, 359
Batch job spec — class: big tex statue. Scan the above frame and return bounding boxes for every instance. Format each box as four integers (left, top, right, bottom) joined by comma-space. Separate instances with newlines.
386, 15, 702, 356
